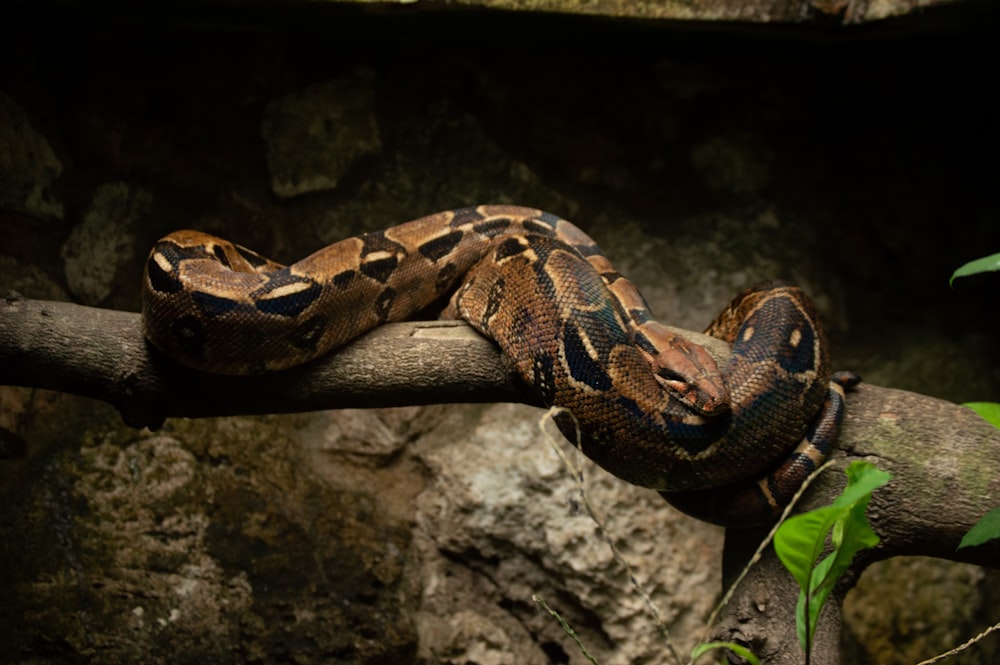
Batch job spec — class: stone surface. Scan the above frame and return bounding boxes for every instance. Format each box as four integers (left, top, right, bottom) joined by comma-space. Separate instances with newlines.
0, 411, 419, 664
262, 71, 381, 198
0, 255, 68, 302
0, 92, 63, 221
61, 182, 151, 305
411, 403, 721, 664
1, 8, 999, 665
844, 558, 1000, 665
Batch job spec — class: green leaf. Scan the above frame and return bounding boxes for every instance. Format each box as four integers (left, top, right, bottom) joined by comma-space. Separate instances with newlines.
691, 641, 761, 665
776, 507, 846, 651
774, 461, 890, 656
950, 252, 1000, 286
962, 402, 1000, 429
958, 505, 1000, 550
818, 498, 873, 591
831, 461, 893, 509
795, 554, 838, 649
774, 506, 839, 590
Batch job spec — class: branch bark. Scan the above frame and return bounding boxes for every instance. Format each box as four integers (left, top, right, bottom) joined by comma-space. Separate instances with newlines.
710, 375, 1000, 664
0, 295, 538, 429
3, 295, 999, 664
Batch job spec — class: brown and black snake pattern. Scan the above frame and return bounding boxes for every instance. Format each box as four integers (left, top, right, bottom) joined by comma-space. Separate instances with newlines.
142, 204, 854, 525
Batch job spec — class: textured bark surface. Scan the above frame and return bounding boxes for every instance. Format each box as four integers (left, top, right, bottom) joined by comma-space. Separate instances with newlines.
0, 298, 530, 428
711, 383, 1000, 664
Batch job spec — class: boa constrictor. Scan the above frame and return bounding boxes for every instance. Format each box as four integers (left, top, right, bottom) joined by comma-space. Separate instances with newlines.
142, 204, 854, 526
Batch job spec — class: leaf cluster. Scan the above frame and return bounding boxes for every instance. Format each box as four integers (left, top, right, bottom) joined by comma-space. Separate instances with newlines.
774, 461, 891, 659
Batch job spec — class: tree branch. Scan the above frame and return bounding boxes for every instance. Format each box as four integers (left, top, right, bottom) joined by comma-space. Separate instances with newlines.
710, 379, 1000, 664
0, 295, 540, 429
3, 294, 999, 663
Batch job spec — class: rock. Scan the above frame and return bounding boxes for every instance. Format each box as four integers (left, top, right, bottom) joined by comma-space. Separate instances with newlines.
60, 182, 152, 306
411, 403, 722, 664
262, 70, 381, 198
0, 92, 63, 220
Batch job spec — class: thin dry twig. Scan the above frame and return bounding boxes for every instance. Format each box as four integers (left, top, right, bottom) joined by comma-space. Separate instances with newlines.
532, 594, 602, 665
539, 407, 683, 665
912, 619, 1000, 665
699, 459, 840, 646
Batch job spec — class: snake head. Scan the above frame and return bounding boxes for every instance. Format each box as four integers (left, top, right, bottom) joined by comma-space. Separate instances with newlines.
638, 322, 729, 416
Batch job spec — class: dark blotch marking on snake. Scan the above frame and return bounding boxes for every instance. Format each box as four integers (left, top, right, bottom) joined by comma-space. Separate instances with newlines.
737, 299, 816, 373
235, 245, 271, 269
522, 219, 556, 236
436, 263, 458, 293
494, 237, 528, 262
146, 241, 213, 294
360, 256, 399, 283
776, 321, 816, 374
253, 271, 323, 317
633, 329, 659, 356
482, 277, 505, 326
332, 269, 355, 289
211, 245, 232, 269
561, 321, 613, 391
531, 354, 557, 403
616, 395, 644, 420
171, 314, 205, 360
472, 218, 511, 237
192, 291, 241, 317
418, 230, 464, 262
360, 230, 406, 257
359, 231, 405, 283
629, 308, 652, 325
448, 207, 486, 228
289, 314, 328, 352
374, 287, 397, 323
146, 255, 182, 294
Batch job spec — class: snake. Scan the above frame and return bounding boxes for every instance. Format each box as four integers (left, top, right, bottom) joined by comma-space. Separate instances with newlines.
142, 204, 855, 526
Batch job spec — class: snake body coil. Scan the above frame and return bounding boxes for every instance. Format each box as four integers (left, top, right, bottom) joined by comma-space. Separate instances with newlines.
142, 204, 849, 525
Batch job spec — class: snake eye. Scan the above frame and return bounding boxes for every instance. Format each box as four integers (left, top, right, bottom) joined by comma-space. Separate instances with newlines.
655, 368, 695, 400
655, 367, 726, 415
655, 367, 687, 387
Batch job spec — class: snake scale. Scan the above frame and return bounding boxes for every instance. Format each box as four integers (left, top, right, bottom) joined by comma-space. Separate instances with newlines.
142, 204, 854, 526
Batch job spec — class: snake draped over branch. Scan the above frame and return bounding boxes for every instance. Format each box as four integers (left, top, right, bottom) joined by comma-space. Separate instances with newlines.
141, 204, 854, 526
